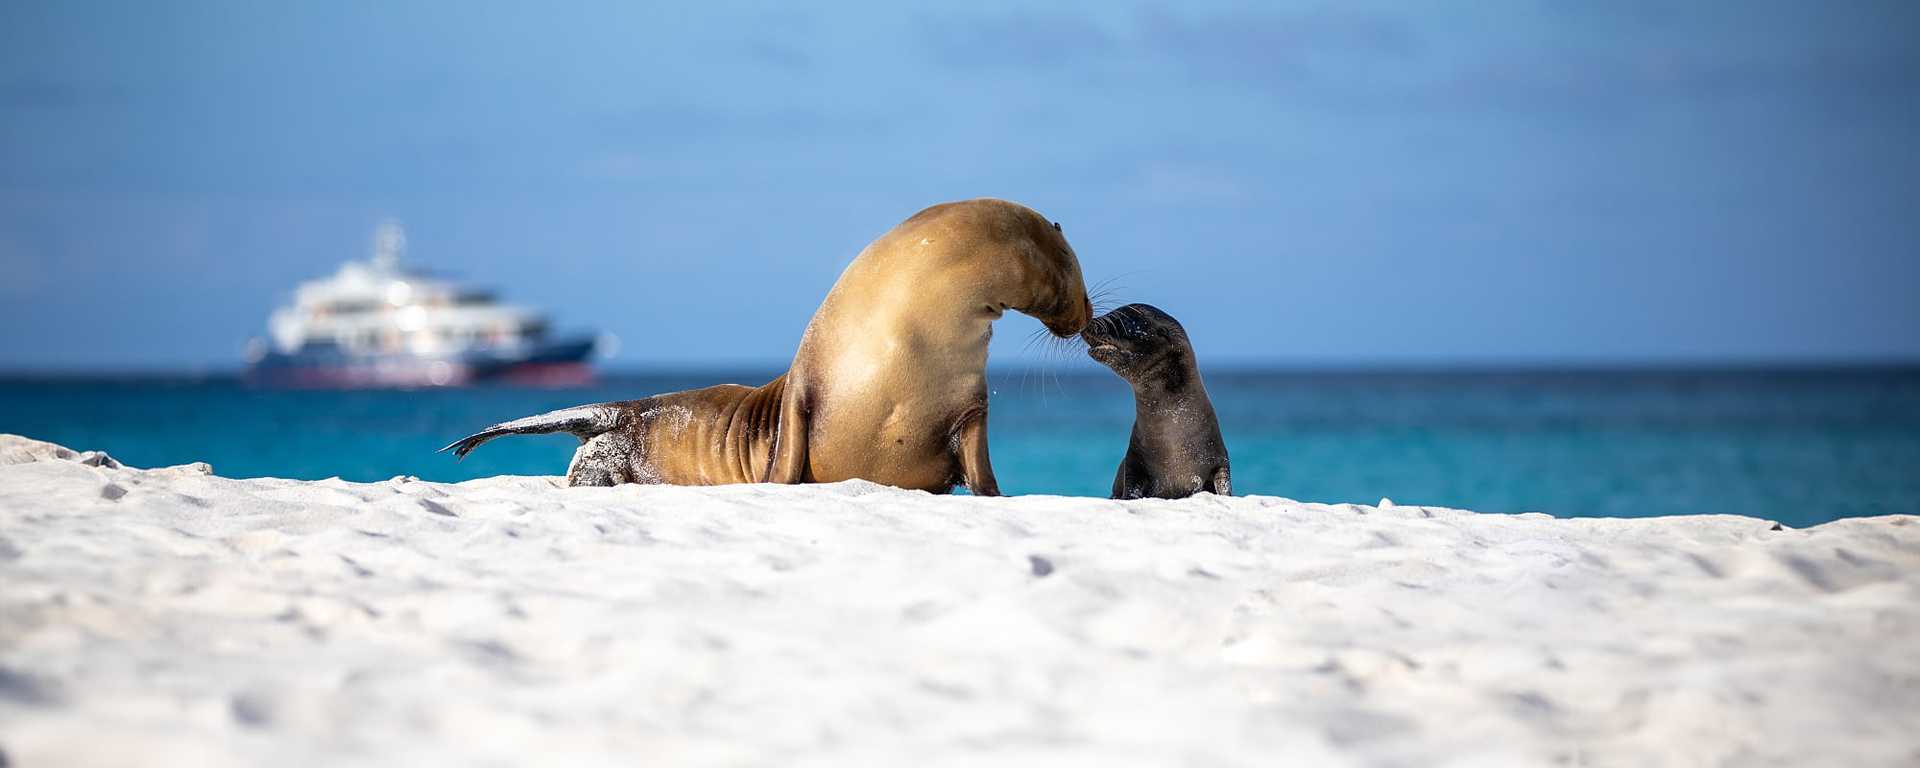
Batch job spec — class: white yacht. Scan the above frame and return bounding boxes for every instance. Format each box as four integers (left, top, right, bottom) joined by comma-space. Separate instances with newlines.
245, 220, 605, 387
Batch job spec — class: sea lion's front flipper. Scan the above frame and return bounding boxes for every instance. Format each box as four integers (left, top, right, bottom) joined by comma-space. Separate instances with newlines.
1209, 466, 1232, 497
953, 407, 1000, 497
764, 379, 810, 484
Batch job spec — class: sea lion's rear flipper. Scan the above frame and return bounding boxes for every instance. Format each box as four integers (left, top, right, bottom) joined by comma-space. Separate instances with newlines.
440, 404, 626, 460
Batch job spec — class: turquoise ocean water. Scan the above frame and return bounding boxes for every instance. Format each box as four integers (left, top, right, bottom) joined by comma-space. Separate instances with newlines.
3, 368, 1916, 529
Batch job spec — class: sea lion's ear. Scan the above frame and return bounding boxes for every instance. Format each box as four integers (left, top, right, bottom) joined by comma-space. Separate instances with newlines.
1052, 221, 1062, 232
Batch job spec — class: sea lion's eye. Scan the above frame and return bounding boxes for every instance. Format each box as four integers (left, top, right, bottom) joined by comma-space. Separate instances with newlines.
1052, 221, 1062, 232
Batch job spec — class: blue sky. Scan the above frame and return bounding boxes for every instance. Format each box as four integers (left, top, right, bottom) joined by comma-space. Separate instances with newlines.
2, 1, 1916, 370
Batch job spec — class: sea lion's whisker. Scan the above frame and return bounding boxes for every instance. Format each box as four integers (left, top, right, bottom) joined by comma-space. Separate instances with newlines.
1089, 285, 1124, 310
1017, 329, 1050, 396
1087, 275, 1127, 295
1092, 270, 1147, 289
1085, 273, 1144, 313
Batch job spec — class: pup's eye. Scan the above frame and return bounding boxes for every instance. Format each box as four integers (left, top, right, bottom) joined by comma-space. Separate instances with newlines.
1052, 221, 1062, 232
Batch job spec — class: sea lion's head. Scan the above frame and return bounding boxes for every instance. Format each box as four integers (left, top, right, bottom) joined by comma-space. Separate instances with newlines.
892, 198, 1092, 339
1081, 303, 1192, 379
1011, 211, 1092, 339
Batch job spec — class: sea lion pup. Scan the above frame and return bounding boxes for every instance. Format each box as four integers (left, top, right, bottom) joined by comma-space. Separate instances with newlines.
1081, 303, 1230, 499
444, 198, 1092, 493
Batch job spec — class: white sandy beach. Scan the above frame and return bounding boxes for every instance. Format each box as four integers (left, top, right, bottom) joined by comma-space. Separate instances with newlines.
1, 434, 1916, 767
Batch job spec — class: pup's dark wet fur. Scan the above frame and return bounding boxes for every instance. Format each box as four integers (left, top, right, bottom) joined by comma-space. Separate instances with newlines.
1082, 304, 1230, 499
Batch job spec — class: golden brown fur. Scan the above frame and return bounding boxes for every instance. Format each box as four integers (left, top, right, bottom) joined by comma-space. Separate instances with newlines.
765, 198, 1091, 494
559, 377, 788, 486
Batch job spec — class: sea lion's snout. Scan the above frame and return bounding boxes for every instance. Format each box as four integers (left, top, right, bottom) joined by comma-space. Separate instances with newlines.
1042, 293, 1094, 339
1080, 311, 1128, 366
1085, 305, 1150, 341
1083, 303, 1188, 370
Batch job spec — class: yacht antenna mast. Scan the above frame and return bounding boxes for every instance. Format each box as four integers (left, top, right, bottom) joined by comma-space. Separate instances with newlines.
372, 219, 406, 270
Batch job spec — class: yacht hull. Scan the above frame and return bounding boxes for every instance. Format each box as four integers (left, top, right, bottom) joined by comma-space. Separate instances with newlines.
246, 336, 598, 389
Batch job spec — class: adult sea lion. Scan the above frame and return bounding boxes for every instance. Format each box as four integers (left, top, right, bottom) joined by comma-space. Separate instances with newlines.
1081, 303, 1230, 499
444, 198, 1093, 494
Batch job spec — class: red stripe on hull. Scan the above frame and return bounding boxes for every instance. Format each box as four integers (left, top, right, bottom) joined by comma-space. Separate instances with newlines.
496, 362, 595, 388
246, 361, 593, 389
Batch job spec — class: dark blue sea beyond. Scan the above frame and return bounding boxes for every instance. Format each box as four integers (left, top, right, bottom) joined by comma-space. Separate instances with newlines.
4, 368, 1916, 529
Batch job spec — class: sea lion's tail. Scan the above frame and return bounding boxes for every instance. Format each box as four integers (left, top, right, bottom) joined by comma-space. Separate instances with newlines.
440, 404, 627, 459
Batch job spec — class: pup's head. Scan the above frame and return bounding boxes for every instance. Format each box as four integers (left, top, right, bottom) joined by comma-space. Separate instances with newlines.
1081, 303, 1192, 380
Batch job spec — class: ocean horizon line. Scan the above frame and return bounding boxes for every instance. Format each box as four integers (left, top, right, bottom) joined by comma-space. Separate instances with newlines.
3, 359, 1919, 383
